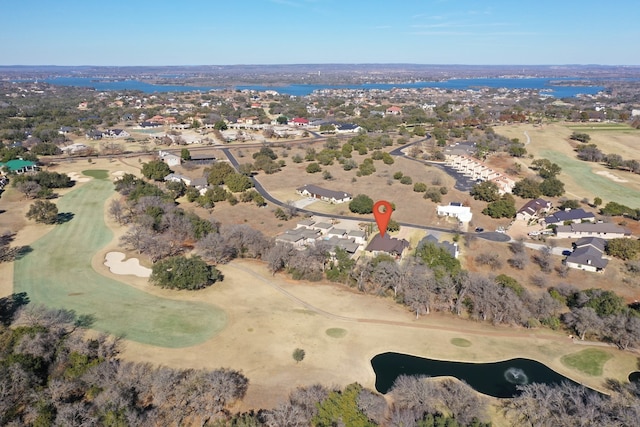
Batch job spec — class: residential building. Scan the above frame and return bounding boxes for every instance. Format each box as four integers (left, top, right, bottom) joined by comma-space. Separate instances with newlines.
164, 173, 191, 186
365, 234, 410, 259
437, 202, 472, 223
516, 198, 552, 221
543, 208, 596, 226
417, 234, 460, 258
555, 223, 631, 239
297, 184, 352, 204
564, 237, 609, 272
158, 150, 181, 167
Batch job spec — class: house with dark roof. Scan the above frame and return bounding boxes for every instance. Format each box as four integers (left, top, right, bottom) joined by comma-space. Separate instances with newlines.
516, 198, 552, 221
564, 237, 609, 272
335, 123, 363, 133
297, 184, 352, 204
543, 208, 596, 226
555, 223, 631, 239
365, 234, 410, 259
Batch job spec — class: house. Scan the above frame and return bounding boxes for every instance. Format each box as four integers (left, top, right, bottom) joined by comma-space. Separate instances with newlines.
0, 159, 38, 174
60, 143, 89, 155
290, 117, 309, 126
543, 208, 596, 226
164, 173, 191, 186
323, 236, 359, 254
275, 233, 305, 247
189, 153, 216, 165
326, 228, 347, 239
417, 234, 460, 258
312, 222, 333, 235
335, 123, 363, 133
58, 126, 75, 135
386, 106, 402, 115
140, 121, 161, 129
347, 230, 367, 245
103, 129, 130, 139
296, 184, 352, 204
516, 198, 552, 221
365, 234, 410, 258
158, 150, 182, 167
564, 237, 609, 272
296, 218, 316, 229
190, 177, 209, 192
555, 223, 631, 239
86, 130, 103, 140
437, 202, 473, 223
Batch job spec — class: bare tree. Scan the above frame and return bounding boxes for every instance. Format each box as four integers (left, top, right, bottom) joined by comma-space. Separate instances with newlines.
15, 180, 41, 199
562, 307, 604, 340
108, 199, 127, 224
263, 243, 296, 275
357, 388, 388, 425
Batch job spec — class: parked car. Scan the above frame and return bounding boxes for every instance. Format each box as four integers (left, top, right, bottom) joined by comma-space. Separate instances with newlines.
475, 227, 484, 232
562, 250, 572, 256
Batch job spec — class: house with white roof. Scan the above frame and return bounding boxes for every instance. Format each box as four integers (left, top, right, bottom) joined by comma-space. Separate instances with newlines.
437, 202, 472, 223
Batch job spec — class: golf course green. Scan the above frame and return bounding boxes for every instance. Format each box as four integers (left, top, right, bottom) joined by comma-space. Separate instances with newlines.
13, 170, 227, 348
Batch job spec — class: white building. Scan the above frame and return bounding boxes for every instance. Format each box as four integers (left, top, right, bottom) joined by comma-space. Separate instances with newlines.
437, 202, 472, 223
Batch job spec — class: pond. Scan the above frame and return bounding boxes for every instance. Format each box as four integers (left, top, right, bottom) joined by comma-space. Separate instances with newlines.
371, 352, 584, 398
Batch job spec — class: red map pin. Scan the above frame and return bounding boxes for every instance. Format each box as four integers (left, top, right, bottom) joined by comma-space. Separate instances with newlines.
373, 200, 393, 237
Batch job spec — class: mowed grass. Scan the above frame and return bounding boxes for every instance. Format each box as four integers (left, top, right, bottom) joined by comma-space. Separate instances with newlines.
561, 348, 613, 376
450, 338, 472, 347
13, 171, 227, 348
538, 148, 640, 207
566, 123, 639, 133
82, 169, 109, 179
326, 328, 347, 338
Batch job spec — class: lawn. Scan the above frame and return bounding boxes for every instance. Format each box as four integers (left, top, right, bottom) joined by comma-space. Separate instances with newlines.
494, 122, 640, 207
561, 348, 613, 376
538, 148, 640, 207
13, 170, 227, 348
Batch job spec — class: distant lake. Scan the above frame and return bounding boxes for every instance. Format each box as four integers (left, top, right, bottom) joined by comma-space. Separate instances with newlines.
42, 76, 604, 98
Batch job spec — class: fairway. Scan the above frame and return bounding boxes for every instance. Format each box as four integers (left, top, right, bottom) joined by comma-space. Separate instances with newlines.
13, 170, 227, 348
539, 148, 640, 207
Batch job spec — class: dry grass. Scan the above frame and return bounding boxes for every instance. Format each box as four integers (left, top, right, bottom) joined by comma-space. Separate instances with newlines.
2, 144, 639, 419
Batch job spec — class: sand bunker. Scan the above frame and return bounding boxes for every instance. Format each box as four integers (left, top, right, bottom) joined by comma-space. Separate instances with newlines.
67, 171, 92, 183
104, 252, 152, 278
112, 170, 125, 181
595, 170, 628, 183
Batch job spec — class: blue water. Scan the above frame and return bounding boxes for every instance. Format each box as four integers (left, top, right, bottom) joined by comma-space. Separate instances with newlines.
42, 76, 604, 98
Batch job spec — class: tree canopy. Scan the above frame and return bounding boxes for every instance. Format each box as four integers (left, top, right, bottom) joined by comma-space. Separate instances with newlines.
349, 194, 374, 214
150, 255, 222, 290
142, 159, 173, 181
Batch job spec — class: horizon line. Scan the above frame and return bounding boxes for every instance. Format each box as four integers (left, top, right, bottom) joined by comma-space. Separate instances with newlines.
1, 63, 639, 68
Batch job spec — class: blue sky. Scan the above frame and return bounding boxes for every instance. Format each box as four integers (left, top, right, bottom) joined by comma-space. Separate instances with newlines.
1, 0, 638, 65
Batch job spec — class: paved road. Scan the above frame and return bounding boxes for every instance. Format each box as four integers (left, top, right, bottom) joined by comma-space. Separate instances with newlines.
220, 147, 503, 240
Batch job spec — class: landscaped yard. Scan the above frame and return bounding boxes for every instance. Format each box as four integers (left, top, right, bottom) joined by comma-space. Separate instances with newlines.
13, 170, 227, 348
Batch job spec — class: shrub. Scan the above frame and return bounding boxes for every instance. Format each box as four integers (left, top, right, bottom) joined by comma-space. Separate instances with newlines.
413, 182, 427, 192
305, 162, 321, 173
399, 176, 412, 185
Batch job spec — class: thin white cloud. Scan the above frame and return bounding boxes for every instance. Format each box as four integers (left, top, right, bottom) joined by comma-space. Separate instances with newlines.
409, 31, 540, 36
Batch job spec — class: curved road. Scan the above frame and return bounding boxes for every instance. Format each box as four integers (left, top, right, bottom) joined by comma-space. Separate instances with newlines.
220, 142, 507, 241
